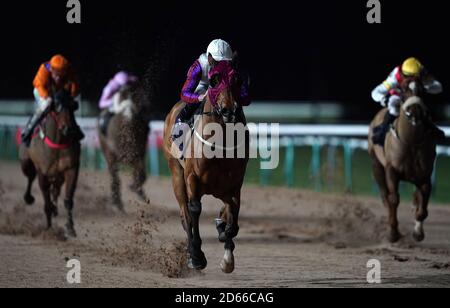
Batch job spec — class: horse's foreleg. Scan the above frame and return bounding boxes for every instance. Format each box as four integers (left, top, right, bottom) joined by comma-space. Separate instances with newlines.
38, 174, 54, 230
63, 167, 79, 238
108, 158, 123, 211
412, 180, 431, 242
218, 192, 241, 274
169, 161, 195, 269
386, 166, 401, 243
21, 158, 36, 205
186, 174, 207, 270
370, 153, 389, 208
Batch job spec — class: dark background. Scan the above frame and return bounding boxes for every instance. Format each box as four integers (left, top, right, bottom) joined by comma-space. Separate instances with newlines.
1, 0, 448, 120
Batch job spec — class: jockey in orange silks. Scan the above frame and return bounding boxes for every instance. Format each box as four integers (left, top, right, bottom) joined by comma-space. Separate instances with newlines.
21, 54, 84, 146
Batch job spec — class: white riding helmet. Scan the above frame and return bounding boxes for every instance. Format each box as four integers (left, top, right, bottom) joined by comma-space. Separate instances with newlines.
206, 39, 233, 62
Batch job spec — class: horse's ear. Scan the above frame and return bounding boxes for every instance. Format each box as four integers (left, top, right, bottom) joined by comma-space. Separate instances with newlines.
232, 51, 239, 70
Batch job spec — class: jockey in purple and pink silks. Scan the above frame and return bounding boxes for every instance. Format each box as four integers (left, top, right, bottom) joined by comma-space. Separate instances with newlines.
173, 39, 251, 138
99, 71, 138, 110
98, 71, 139, 133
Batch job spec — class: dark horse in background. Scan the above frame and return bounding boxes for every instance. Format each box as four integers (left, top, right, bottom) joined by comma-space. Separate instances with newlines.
164, 61, 249, 273
19, 89, 81, 238
369, 79, 440, 243
98, 83, 151, 211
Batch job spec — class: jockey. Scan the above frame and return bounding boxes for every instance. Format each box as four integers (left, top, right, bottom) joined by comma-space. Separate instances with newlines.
172, 39, 251, 140
371, 57, 445, 145
98, 71, 139, 132
21, 54, 84, 147
99, 71, 138, 111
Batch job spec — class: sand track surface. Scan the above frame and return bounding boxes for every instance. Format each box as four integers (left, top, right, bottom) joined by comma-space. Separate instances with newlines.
0, 161, 449, 288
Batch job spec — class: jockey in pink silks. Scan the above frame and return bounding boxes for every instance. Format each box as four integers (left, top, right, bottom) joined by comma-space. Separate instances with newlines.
98, 71, 139, 133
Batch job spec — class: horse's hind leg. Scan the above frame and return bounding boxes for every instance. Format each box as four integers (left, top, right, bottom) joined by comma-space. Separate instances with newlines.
107, 157, 123, 211
218, 192, 241, 274
38, 174, 56, 230
130, 157, 148, 202
63, 167, 79, 238
412, 181, 431, 242
21, 157, 36, 205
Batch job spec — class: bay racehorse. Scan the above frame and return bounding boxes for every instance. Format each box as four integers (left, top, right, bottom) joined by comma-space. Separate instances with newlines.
98, 84, 150, 211
19, 89, 81, 238
163, 61, 249, 273
369, 79, 438, 243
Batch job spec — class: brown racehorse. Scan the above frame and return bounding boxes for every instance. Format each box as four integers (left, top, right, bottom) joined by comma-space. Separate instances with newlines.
163, 63, 249, 273
98, 86, 150, 211
19, 90, 81, 238
369, 80, 437, 243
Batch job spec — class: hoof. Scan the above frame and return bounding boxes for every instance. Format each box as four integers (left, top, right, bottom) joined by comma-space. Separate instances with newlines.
413, 221, 425, 242
188, 252, 207, 270
65, 226, 77, 238
112, 206, 126, 214
220, 251, 235, 274
111, 200, 125, 213
388, 230, 401, 243
220, 259, 235, 274
24, 194, 35, 205
413, 231, 425, 242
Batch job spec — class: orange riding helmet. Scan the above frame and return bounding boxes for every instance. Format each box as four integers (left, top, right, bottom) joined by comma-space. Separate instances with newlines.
49, 54, 70, 75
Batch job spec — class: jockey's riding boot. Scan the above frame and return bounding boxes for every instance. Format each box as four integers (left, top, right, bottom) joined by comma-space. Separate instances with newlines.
171, 103, 199, 144
99, 111, 114, 136
74, 124, 85, 141
372, 112, 397, 146
179, 103, 200, 126
21, 110, 45, 147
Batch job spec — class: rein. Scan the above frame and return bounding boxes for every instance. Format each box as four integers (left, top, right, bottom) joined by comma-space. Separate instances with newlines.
41, 112, 72, 150
191, 101, 245, 151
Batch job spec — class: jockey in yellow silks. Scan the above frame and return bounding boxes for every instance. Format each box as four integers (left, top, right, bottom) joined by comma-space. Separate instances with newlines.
371, 57, 445, 145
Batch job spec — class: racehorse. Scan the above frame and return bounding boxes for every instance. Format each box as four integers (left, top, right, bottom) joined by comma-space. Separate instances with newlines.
369, 79, 438, 243
163, 61, 249, 273
98, 84, 150, 211
19, 89, 81, 238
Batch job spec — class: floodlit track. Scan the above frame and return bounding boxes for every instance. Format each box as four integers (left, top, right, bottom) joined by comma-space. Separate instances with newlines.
1, 161, 449, 287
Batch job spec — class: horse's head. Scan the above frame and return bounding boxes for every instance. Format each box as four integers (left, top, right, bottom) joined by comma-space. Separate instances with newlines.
207, 60, 240, 123
401, 96, 427, 128
51, 89, 78, 137
400, 76, 424, 100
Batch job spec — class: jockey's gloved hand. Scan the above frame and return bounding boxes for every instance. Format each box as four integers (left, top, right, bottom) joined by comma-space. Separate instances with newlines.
198, 91, 208, 102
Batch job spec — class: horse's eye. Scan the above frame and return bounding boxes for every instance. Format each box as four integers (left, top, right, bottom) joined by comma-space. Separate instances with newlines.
209, 74, 221, 88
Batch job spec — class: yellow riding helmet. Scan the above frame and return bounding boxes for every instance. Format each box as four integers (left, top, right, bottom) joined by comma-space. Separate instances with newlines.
401, 57, 423, 77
